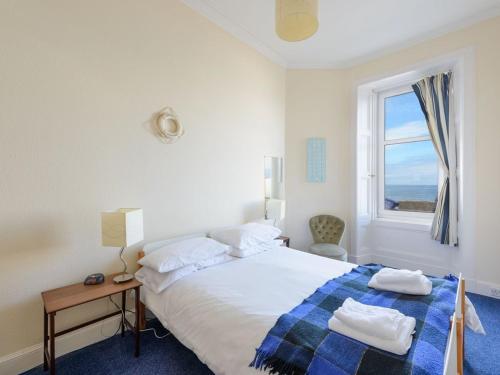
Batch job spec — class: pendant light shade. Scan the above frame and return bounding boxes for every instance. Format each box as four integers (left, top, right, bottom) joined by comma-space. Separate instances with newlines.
276, 0, 319, 42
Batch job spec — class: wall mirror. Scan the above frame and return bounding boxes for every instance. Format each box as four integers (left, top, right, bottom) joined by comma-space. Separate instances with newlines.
264, 156, 284, 200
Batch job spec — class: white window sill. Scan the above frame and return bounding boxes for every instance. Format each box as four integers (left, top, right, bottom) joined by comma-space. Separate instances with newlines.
372, 217, 432, 232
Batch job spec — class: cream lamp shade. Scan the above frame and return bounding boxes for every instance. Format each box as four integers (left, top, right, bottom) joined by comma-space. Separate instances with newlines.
101, 208, 144, 247
266, 199, 286, 224
275, 0, 319, 42
101, 208, 143, 283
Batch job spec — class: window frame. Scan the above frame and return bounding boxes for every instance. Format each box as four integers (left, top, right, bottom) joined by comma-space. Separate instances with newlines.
376, 84, 440, 222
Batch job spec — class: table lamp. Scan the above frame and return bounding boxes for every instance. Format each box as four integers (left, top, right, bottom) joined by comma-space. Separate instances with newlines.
265, 199, 286, 226
101, 208, 144, 283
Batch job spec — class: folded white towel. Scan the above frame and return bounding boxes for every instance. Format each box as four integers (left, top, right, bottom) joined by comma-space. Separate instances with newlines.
368, 268, 432, 295
328, 315, 416, 355
376, 268, 423, 284
334, 298, 406, 340
465, 296, 486, 334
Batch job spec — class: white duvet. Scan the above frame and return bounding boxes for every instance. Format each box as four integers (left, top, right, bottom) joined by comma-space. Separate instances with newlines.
142, 247, 355, 375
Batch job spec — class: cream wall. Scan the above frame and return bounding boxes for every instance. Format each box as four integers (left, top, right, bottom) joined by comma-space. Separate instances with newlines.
2, 0, 499, 364
285, 70, 351, 251
0, 0, 285, 358
285, 16, 500, 289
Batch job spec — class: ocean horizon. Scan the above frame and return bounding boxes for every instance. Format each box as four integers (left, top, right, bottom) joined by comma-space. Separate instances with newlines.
385, 184, 438, 202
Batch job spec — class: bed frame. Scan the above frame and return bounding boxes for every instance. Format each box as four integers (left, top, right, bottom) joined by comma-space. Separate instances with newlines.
136, 249, 465, 375
444, 274, 465, 375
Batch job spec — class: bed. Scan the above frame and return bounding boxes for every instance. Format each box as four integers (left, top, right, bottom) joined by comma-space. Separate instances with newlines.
137, 234, 465, 375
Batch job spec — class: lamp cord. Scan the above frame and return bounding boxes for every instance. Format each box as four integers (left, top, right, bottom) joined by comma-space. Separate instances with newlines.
118, 246, 128, 274
107, 294, 171, 339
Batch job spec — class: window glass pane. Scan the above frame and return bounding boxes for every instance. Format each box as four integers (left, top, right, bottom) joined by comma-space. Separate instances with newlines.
385, 92, 428, 140
385, 141, 438, 213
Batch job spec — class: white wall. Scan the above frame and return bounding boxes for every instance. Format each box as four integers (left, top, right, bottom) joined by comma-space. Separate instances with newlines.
351, 51, 476, 289
285, 16, 500, 294
0, 0, 285, 361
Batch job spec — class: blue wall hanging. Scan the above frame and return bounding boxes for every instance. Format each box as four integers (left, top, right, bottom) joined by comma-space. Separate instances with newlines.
307, 137, 326, 183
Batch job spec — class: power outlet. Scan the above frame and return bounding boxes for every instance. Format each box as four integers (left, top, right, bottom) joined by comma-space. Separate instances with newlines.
491, 288, 500, 299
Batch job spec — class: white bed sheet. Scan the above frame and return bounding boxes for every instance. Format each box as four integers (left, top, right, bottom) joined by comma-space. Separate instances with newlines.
142, 247, 356, 375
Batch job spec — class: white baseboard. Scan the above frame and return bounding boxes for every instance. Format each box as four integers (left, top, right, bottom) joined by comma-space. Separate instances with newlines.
353, 249, 500, 299
0, 314, 129, 375
470, 279, 500, 299
348, 253, 372, 264
372, 253, 451, 278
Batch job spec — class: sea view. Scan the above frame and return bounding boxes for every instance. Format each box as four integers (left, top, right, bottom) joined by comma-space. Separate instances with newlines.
385, 184, 438, 203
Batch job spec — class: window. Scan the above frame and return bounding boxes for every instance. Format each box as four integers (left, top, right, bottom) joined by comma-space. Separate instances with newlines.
377, 87, 440, 220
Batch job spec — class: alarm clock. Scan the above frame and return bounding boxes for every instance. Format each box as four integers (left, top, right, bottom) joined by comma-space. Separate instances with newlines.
84, 273, 105, 285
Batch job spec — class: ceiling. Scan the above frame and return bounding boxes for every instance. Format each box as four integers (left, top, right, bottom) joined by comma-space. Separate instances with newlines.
182, 0, 500, 68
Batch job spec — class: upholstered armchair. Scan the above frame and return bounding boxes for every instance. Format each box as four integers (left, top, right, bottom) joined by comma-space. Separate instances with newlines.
309, 215, 347, 261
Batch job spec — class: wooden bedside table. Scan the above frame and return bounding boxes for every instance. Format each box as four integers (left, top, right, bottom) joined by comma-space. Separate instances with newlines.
277, 235, 290, 247
41, 273, 142, 375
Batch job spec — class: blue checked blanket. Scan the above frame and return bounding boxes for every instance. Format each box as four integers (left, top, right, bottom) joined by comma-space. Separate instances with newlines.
250, 264, 457, 375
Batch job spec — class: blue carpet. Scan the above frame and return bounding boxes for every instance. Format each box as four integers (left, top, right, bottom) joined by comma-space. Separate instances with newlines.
464, 293, 500, 375
23, 319, 213, 375
24, 293, 499, 375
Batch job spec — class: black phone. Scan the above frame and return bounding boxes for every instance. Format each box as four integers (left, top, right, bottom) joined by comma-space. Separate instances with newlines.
84, 273, 105, 285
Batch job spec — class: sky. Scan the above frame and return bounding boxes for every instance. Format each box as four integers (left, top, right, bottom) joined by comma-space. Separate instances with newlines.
384, 92, 438, 187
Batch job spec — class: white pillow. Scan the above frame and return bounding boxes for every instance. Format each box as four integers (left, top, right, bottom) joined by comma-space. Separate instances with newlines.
229, 239, 283, 258
196, 253, 234, 268
135, 253, 234, 294
209, 223, 281, 250
135, 265, 196, 294
138, 237, 230, 273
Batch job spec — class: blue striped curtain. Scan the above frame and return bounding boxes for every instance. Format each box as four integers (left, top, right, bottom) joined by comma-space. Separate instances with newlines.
412, 72, 458, 246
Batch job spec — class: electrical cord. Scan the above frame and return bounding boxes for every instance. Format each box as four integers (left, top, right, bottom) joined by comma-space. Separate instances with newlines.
108, 292, 171, 339
140, 327, 171, 339
99, 296, 126, 338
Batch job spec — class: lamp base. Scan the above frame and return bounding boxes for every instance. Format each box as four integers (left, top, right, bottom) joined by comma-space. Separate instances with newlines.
113, 273, 134, 284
